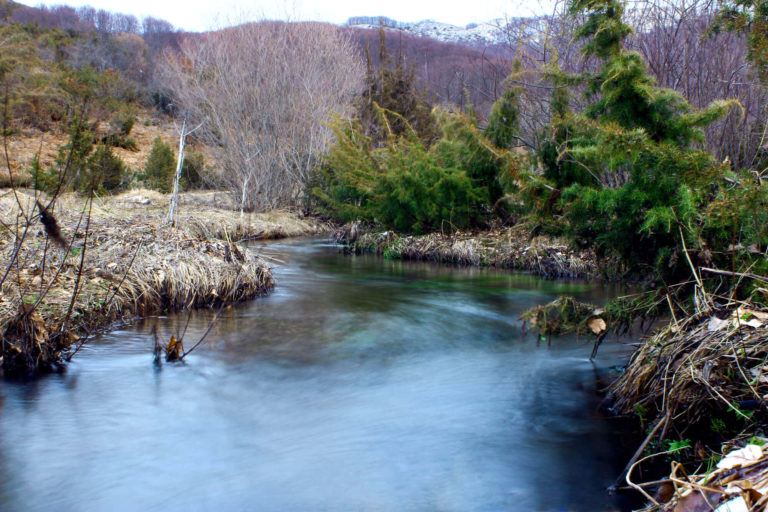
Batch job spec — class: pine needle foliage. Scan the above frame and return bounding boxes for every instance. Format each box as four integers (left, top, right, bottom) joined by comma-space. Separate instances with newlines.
144, 136, 175, 193
359, 28, 439, 146
79, 143, 127, 194
485, 77, 522, 151
31, 112, 94, 195
710, 0, 768, 82
534, 0, 740, 279
313, 106, 519, 234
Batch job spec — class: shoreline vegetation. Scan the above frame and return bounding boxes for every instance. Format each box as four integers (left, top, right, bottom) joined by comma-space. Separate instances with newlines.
334, 223, 599, 279
0, 188, 328, 376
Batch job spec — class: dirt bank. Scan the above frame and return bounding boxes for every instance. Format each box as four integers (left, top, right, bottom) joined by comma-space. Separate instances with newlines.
1, 114, 181, 187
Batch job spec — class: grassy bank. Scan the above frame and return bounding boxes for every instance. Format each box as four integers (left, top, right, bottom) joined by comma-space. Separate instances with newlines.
337, 223, 599, 279
0, 188, 328, 376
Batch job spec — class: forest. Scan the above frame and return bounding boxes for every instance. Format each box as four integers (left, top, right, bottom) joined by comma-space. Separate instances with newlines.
2, 0, 768, 509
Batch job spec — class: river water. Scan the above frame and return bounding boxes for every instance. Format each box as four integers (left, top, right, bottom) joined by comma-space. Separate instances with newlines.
0, 239, 640, 511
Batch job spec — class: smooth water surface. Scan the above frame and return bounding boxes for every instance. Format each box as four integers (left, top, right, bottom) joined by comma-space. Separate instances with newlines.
0, 239, 638, 511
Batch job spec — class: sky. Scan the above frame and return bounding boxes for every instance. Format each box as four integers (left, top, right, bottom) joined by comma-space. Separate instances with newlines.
14, 0, 538, 32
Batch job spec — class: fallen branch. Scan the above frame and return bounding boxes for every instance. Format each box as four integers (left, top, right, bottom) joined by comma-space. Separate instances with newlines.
700, 266, 768, 285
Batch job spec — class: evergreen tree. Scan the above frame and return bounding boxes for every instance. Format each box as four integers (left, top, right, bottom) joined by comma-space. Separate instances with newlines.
144, 136, 175, 193
359, 28, 438, 146
569, 0, 732, 147
313, 106, 518, 234
540, 0, 737, 277
485, 79, 522, 151
80, 144, 126, 194
710, 0, 768, 82
31, 112, 94, 195
181, 151, 205, 191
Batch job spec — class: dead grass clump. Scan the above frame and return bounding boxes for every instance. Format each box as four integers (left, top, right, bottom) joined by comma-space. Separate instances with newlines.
337, 223, 598, 278
609, 304, 768, 488
2, 304, 57, 374
181, 209, 330, 242
0, 168, 32, 188
520, 296, 606, 337
610, 306, 768, 420
0, 189, 275, 376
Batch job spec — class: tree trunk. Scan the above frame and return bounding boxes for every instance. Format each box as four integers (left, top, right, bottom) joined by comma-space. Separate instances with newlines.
167, 117, 187, 227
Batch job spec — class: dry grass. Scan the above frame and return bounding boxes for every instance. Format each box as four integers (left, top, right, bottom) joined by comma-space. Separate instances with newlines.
338, 223, 597, 278
0, 188, 325, 375
607, 299, 768, 510
642, 441, 768, 511
92, 189, 330, 241
610, 305, 768, 429
3, 115, 178, 175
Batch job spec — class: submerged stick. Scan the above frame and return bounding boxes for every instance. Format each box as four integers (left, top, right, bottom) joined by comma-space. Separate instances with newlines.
179, 264, 246, 361
611, 411, 670, 492
589, 331, 607, 360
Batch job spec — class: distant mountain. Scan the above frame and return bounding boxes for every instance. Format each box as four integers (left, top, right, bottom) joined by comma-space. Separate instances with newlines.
345, 16, 508, 45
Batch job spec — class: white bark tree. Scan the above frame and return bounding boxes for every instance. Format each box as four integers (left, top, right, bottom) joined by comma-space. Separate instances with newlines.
166, 115, 204, 227
164, 20, 363, 212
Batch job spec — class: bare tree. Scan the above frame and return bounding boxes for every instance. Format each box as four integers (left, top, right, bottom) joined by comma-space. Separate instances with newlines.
626, 0, 767, 168
490, 0, 766, 169
167, 115, 204, 226
164, 20, 363, 212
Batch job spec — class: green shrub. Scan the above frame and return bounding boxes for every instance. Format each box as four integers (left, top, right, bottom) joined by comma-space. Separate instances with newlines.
485, 78, 521, 151
313, 107, 516, 234
181, 151, 206, 191
29, 153, 57, 194
359, 29, 439, 146
121, 137, 137, 150
562, 135, 717, 276
79, 144, 126, 194
101, 111, 137, 149
701, 175, 768, 296
529, 0, 736, 280
144, 136, 175, 193
30, 113, 94, 195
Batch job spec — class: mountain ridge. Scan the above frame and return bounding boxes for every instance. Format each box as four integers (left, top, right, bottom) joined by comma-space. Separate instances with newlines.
344, 15, 508, 45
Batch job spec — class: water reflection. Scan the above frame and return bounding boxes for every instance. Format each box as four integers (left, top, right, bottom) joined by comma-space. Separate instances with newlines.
0, 238, 639, 511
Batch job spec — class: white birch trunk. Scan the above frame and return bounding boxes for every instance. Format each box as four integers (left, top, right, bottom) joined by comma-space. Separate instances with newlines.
167, 117, 187, 227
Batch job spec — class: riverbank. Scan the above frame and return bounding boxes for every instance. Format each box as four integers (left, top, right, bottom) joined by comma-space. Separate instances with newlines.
336, 223, 600, 279
605, 298, 768, 510
0, 188, 329, 376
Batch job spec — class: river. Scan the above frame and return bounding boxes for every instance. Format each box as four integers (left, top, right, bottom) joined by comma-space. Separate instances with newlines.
0, 238, 640, 511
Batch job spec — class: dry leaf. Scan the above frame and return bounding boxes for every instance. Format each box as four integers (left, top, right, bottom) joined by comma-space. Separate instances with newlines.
587, 316, 607, 335
713, 496, 749, 512
709, 316, 729, 332
674, 492, 715, 512
737, 307, 768, 323
717, 444, 764, 470
165, 336, 183, 362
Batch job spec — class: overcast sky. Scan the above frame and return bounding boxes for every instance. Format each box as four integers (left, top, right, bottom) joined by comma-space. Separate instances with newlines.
15, 0, 538, 31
